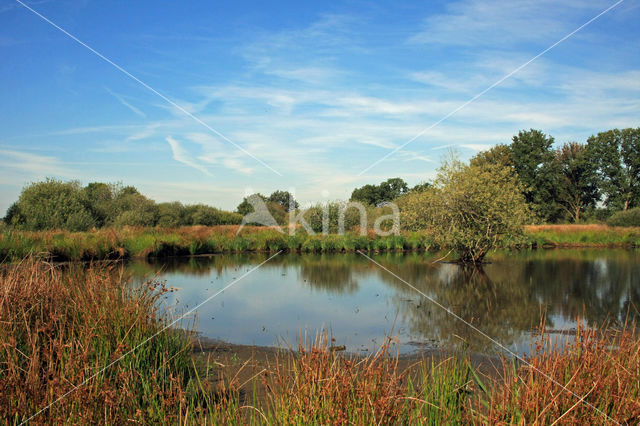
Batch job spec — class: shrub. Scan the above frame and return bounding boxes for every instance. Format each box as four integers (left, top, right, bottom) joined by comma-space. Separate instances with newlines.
401, 157, 531, 263
606, 207, 640, 227
301, 237, 323, 253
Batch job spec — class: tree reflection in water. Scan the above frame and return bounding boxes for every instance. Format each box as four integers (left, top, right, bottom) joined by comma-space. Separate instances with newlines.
124, 249, 640, 353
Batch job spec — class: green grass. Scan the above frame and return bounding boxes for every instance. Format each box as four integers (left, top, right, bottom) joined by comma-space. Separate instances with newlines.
1, 224, 639, 262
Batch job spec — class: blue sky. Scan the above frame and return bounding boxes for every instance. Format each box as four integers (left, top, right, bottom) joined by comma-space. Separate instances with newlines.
1, 0, 639, 213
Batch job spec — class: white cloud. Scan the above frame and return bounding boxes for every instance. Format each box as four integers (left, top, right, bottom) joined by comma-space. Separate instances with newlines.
0, 149, 72, 177
105, 88, 147, 118
459, 144, 493, 152
166, 136, 211, 176
408, 0, 610, 48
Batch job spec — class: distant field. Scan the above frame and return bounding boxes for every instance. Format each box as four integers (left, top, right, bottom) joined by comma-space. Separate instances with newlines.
0, 224, 638, 262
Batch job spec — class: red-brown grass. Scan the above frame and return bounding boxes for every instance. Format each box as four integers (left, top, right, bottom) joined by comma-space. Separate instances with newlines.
483, 322, 640, 424
525, 224, 638, 234
0, 258, 199, 424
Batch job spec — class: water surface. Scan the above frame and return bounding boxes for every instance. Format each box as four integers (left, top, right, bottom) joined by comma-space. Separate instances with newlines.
127, 249, 640, 355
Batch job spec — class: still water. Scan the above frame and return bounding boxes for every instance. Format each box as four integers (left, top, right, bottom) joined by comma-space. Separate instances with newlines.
126, 249, 640, 355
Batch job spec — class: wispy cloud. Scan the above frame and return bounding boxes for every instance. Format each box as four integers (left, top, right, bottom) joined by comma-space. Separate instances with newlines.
0, 149, 72, 177
105, 87, 147, 118
166, 136, 211, 176
408, 0, 609, 47
3, 2, 637, 212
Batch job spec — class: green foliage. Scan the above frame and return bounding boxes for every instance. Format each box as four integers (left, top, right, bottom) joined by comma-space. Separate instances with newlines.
607, 207, 640, 227
510, 129, 562, 222
351, 177, 408, 205
268, 190, 299, 211
5, 179, 241, 231
235, 193, 267, 215
470, 143, 513, 170
187, 204, 241, 226
587, 127, 640, 211
235, 194, 286, 226
402, 157, 531, 263
408, 181, 432, 193
156, 202, 186, 227
112, 197, 159, 227
10, 179, 96, 231
83, 182, 115, 227
555, 142, 599, 222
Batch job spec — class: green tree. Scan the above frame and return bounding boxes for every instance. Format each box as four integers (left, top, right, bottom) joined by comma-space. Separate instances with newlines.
401, 157, 530, 264
110, 189, 158, 227
235, 194, 286, 226
408, 182, 432, 193
268, 190, 299, 212
11, 179, 96, 231
555, 142, 599, 222
350, 184, 380, 205
236, 193, 267, 216
379, 178, 408, 201
350, 178, 408, 205
470, 144, 513, 170
157, 202, 186, 227
510, 129, 561, 222
587, 127, 640, 211
3, 202, 23, 227
83, 182, 115, 227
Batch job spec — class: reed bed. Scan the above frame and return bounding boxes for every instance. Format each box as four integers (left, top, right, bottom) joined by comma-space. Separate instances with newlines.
0, 227, 436, 262
0, 259, 202, 424
525, 224, 640, 247
483, 323, 640, 424
2, 258, 639, 424
260, 336, 473, 424
1, 224, 639, 263
190, 324, 640, 424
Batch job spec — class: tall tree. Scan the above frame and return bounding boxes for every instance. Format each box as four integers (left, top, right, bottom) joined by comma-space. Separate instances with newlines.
268, 190, 299, 211
350, 184, 381, 205
555, 142, 599, 222
83, 182, 115, 227
510, 129, 561, 222
587, 127, 640, 211
350, 178, 408, 205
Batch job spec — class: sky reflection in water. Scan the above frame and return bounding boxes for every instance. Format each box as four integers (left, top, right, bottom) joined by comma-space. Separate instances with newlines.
126, 250, 640, 355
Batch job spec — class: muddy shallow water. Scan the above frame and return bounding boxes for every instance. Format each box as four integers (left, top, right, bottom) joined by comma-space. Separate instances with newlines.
126, 249, 640, 357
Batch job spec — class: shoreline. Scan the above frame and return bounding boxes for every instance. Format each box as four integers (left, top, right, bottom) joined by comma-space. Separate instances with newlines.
1, 224, 639, 262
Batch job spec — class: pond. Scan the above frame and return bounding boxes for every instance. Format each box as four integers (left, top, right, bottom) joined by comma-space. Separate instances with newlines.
126, 249, 640, 356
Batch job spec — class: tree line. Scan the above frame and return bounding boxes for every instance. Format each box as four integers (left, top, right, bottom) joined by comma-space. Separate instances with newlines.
351, 127, 640, 225
2, 126, 638, 232
471, 127, 640, 223
3, 181, 243, 231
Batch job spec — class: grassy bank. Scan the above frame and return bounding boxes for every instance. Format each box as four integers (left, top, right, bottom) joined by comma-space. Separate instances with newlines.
1, 224, 639, 262
526, 224, 640, 248
0, 226, 436, 262
1, 259, 639, 423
